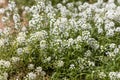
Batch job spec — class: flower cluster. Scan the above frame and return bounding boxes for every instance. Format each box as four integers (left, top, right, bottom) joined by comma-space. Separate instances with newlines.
0, 0, 120, 79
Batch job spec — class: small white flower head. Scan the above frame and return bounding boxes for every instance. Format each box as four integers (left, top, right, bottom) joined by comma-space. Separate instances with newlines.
26, 72, 36, 80
81, 24, 88, 30
35, 30, 48, 40
41, 71, 46, 76
8, 1, 16, 11
0, 8, 5, 14
44, 57, 51, 62
113, 48, 119, 54
105, 10, 115, 20
28, 30, 48, 43
115, 27, 120, 32
57, 60, 64, 67
116, 72, 120, 78
82, 31, 91, 41
11, 57, 20, 63
109, 43, 116, 49
99, 72, 106, 78
40, 40, 47, 49
84, 50, 92, 57
69, 64, 75, 69
76, 36, 83, 43
109, 72, 118, 80
13, 13, 20, 23
106, 29, 114, 37
3, 27, 11, 36
87, 38, 99, 50
16, 36, 26, 45
3, 72, 8, 80
55, 39, 62, 46
98, 28, 103, 34
106, 51, 115, 57
23, 47, 30, 54
4, 61, 11, 68
21, 27, 27, 32
28, 64, 34, 70
118, 45, 120, 49
17, 48, 23, 55
35, 66, 42, 74
67, 38, 74, 46
0, 60, 11, 68
24, 6, 30, 12
88, 61, 95, 66
57, 3, 62, 9
0, 72, 8, 80
1, 16, 8, 22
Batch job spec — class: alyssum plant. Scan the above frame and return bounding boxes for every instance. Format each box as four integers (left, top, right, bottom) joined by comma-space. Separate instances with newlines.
0, 0, 120, 80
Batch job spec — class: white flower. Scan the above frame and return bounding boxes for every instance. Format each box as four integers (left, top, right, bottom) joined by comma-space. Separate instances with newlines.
3, 72, 8, 80
106, 29, 114, 37
28, 64, 34, 70
113, 48, 119, 54
76, 36, 82, 43
84, 50, 92, 57
69, 64, 75, 69
13, 13, 20, 23
109, 72, 117, 80
45, 57, 51, 62
116, 72, 120, 78
26, 72, 36, 80
40, 40, 47, 49
109, 72, 120, 80
82, 31, 91, 41
57, 3, 62, 9
8, 1, 16, 11
24, 6, 30, 12
4, 61, 11, 68
17, 48, 23, 55
0, 8, 5, 14
118, 45, 120, 49
99, 72, 106, 78
16, 36, 26, 45
88, 61, 95, 66
109, 43, 116, 49
0, 60, 11, 68
57, 60, 64, 67
67, 38, 74, 46
87, 38, 99, 50
98, 28, 103, 34
35, 66, 42, 74
106, 52, 115, 57
0, 72, 8, 80
11, 57, 20, 63
3, 27, 11, 36
41, 71, 46, 76
1, 16, 8, 22
115, 27, 120, 32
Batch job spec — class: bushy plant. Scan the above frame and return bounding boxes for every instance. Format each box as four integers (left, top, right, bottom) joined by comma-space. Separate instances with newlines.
0, 0, 120, 80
